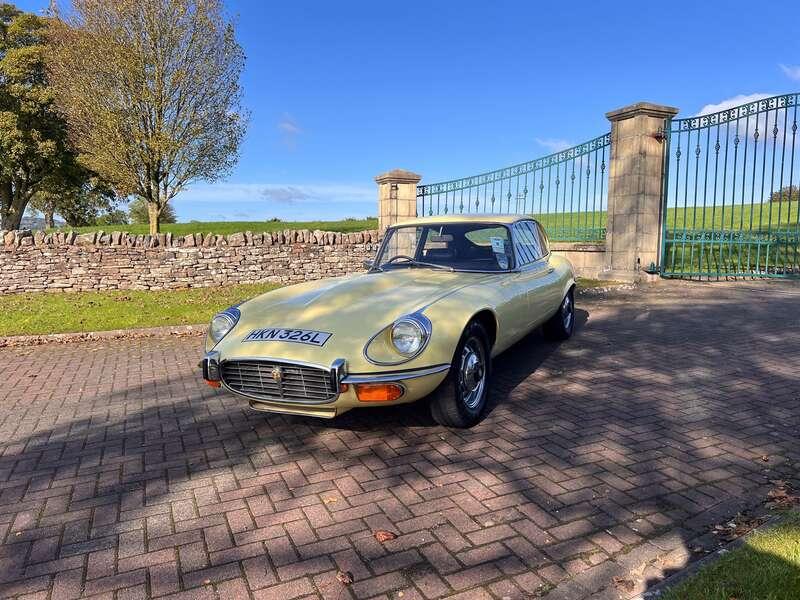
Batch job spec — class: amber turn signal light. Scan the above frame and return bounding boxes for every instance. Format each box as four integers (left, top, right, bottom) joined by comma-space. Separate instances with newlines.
354, 383, 403, 402
204, 379, 222, 388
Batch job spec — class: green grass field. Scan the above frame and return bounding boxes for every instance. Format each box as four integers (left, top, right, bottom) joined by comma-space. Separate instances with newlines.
531, 202, 799, 240
0, 283, 279, 337
662, 201, 800, 232
660, 512, 800, 600
44, 203, 798, 242
49, 218, 378, 236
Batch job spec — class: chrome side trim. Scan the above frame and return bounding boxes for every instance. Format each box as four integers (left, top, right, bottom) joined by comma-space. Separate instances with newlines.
341, 363, 450, 384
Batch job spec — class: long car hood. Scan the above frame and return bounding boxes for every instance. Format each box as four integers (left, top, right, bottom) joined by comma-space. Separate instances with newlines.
216, 269, 492, 370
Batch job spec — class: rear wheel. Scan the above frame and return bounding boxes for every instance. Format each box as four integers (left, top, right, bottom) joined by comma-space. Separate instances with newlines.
430, 321, 491, 428
543, 288, 575, 341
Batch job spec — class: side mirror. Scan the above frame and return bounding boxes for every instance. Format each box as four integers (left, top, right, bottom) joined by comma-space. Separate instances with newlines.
363, 259, 374, 270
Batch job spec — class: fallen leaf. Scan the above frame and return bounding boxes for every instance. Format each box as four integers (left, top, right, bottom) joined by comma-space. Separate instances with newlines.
765, 480, 799, 509
336, 571, 353, 585
323, 497, 338, 504
760, 455, 769, 462
711, 513, 766, 541
374, 530, 397, 543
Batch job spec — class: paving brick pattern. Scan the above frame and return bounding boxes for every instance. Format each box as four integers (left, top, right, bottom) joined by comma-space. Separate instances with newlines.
1, 281, 798, 600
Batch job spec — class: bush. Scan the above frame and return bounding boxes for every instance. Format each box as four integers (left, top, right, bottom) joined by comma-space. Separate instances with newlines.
96, 209, 130, 226
769, 185, 799, 203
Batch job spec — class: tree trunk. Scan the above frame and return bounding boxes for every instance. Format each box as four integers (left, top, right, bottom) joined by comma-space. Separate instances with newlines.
0, 179, 27, 231
45, 208, 55, 229
148, 202, 160, 235
0, 179, 17, 230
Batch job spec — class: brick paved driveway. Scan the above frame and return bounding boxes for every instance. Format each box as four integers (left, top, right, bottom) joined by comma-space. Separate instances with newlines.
1, 281, 799, 600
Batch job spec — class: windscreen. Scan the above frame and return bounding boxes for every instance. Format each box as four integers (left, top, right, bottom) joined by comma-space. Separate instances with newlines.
375, 223, 514, 272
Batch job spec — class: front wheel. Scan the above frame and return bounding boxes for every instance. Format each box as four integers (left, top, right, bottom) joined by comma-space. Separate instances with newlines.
543, 288, 575, 341
429, 321, 491, 428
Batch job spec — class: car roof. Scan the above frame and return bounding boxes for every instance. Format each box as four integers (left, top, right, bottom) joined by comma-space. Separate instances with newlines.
389, 214, 532, 228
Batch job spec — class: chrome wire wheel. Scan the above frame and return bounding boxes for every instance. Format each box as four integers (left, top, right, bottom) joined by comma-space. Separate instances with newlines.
459, 338, 486, 410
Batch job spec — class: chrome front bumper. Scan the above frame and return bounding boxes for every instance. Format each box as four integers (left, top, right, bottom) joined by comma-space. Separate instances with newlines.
202, 351, 450, 405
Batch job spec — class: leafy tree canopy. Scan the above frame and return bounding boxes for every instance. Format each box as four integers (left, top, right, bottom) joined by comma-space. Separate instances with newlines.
47, 0, 248, 235
0, 3, 80, 230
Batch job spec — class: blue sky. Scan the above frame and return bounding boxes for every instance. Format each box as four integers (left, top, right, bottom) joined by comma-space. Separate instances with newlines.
16, 0, 800, 222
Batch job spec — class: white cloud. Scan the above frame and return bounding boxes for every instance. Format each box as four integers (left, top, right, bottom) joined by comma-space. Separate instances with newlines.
535, 137, 573, 153
277, 115, 301, 135
696, 93, 774, 116
178, 182, 374, 204
170, 182, 377, 222
277, 113, 302, 149
779, 64, 800, 81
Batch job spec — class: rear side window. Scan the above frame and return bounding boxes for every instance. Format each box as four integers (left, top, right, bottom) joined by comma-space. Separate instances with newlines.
512, 221, 544, 265
536, 222, 550, 255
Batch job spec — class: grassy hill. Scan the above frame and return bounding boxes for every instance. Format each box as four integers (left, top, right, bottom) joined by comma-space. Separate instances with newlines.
43, 202, 798, 243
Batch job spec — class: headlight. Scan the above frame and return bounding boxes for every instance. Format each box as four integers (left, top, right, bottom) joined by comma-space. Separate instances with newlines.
364, 312, 432, 365
391, 319, 425, 356
209, 307, 241, 345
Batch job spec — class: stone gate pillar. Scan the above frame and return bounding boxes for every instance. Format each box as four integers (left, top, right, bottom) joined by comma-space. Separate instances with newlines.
605, 102, 679, 280
375, 169, 421, 231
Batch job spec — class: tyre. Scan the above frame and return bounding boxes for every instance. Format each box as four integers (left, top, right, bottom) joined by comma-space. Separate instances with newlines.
543, 288, 575, 341
430, 320, 491, 428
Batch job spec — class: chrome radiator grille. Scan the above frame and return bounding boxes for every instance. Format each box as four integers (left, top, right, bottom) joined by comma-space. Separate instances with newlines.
220, 360, 336, 404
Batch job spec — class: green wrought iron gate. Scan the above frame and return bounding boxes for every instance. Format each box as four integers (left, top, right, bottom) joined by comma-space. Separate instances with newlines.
417, 134, 610, 242
661, 93, 800, 278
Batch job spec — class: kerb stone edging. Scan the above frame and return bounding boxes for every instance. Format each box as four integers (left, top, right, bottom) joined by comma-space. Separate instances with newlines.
635, 513, 784, 600
0, 324, 207, 348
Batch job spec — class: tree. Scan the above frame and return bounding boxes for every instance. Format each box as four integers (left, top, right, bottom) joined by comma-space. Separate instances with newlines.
128, 197, 176, 225
769, 185, 799, 204
0, 4, 77, 230
33, 177, 118, 227
29, 167, 119, 227
47, 0, 247, 235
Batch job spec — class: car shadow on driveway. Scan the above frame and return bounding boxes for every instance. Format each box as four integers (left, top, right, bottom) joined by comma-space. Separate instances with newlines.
325, 308, 591, 431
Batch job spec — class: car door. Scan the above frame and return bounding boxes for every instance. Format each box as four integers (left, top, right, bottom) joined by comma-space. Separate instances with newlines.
534, 221, 563, 317
512, 221, 559, 328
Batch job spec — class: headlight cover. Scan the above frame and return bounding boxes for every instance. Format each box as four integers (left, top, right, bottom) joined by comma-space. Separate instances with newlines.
209, 306, 241, 345
364, 312, 431, 365
391, 318, 425, 356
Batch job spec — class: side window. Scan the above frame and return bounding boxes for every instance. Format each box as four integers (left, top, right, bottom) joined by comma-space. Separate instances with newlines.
512, 221, 543, 266
535, 222, 550, 255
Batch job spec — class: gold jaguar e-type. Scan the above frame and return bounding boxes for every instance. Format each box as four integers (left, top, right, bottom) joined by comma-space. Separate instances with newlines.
201, 215, 575, 427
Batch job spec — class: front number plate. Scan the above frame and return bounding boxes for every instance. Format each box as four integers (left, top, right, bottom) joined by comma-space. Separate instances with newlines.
242, 327, 332, 347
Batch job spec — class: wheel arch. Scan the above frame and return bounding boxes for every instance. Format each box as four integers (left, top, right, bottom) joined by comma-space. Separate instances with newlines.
470, 309, 498, 350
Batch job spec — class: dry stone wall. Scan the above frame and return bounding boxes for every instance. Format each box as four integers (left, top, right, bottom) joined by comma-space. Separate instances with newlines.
0, 228, 380, 294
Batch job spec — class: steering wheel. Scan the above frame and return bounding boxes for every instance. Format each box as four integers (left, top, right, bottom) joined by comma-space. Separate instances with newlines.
385, 255, 415, 264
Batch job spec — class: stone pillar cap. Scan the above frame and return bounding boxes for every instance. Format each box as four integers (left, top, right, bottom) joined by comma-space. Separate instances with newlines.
375, 169, 422, 184
606, 102, 679, 122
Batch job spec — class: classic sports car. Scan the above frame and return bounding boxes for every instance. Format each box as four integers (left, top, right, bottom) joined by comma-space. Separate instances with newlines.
201, 215, 575, 427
